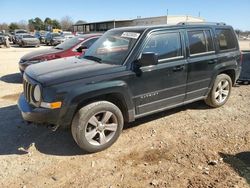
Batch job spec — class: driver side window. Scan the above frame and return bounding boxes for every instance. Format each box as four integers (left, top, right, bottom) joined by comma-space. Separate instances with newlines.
143, 32, 182, 63
81, 37, 99, 49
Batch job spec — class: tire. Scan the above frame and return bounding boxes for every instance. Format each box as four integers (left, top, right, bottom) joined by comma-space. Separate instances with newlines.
205, 74, 232, 108
71, 101, 124, 153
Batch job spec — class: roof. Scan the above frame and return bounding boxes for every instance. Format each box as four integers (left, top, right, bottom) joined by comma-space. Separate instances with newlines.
111, 22, 231, 32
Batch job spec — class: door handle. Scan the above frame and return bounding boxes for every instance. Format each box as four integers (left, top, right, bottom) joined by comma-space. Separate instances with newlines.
208, 59, 218, 64
173, 65, 185, 72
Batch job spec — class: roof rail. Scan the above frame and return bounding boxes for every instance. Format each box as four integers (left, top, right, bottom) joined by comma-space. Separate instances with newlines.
177, 22, 226, 26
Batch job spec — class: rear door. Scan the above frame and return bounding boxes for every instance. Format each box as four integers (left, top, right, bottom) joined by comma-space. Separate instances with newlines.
129, 30, 188, 116
185, 28, 217, 101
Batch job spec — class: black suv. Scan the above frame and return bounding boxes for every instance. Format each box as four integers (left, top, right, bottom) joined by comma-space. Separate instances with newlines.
18, 23, 241, 153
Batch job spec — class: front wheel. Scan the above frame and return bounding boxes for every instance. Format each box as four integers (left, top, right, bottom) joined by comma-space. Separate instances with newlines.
205, 74, 232, 108
71, 101, 124, 153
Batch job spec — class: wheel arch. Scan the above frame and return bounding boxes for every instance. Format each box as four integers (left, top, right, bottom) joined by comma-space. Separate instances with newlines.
63, 81, 135, 126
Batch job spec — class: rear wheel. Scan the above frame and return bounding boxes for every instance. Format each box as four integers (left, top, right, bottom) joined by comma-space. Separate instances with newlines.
71, 101, 124, 153
205, 74, 232, 108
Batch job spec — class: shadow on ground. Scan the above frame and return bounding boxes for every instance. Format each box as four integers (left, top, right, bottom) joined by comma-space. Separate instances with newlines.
219, 152, 250, 185
0, 105, 85, 156
126, 100, 210, 129
0, 73, 22, 84
0, 101, 210, 156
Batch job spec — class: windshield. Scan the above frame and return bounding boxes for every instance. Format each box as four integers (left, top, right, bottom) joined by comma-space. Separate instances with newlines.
52, 33, 61, 37
55, 36, 83, 50
16, 31, 27, 34
83, 30, 142, 65
23, 35, 35, 38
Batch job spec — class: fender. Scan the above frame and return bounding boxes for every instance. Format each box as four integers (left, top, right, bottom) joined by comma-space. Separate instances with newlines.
57, 80, 135, 127
206, 60, 238, 96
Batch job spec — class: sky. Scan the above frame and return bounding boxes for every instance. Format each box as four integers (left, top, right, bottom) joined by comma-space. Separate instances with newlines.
0, 0, 250, 31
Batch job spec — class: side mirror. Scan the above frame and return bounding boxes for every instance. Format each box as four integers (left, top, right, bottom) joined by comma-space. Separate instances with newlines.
139, 52, 158, 67
77, 46, 88, 53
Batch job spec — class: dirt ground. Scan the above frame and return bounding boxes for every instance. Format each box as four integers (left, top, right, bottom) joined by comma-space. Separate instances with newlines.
0, 44, 249, 188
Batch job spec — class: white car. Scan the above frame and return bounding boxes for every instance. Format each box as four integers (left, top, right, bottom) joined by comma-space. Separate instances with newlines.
62, 32, 75, 40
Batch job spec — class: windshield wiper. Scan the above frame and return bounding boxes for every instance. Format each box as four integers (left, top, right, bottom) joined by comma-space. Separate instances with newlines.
54, 47, 64, 50
84, 55, 102, 63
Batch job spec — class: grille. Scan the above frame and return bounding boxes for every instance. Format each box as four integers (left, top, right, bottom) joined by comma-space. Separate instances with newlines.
23, 79, 34, 103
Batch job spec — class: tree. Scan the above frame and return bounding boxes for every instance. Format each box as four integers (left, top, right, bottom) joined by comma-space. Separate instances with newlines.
44, 17, 52, 31
28, 17, 44, 31
60, 16, 74, 31
0, 23, 9, 31
51, 19, 61, 29
18, 20, 28, 30
9, 23, 19, 31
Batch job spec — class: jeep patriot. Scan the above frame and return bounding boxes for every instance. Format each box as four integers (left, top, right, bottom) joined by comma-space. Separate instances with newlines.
18, 23, 241, 152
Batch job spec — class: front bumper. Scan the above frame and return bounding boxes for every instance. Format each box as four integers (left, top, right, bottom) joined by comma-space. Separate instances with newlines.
18, 94, 60, 125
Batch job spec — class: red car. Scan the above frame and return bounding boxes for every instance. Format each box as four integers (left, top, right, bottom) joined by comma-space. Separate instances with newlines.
19, 34, 101, 73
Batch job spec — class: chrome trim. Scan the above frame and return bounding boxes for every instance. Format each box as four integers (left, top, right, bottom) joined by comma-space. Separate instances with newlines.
190, 51, 215, 57
158, 56, 184, 63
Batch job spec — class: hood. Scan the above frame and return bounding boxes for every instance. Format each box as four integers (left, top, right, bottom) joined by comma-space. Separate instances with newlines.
25, 56, 123, 86
21, 48, 61, 61
54, 36, 65, 40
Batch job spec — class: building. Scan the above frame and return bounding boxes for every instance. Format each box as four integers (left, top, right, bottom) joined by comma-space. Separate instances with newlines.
73, 15, 205, 32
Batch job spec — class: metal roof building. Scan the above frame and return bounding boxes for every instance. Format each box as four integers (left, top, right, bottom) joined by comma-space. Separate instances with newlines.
73, 15, 205, 32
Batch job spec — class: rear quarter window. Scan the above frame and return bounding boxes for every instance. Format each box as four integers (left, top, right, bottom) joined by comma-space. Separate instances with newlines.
216, 29, 237, 51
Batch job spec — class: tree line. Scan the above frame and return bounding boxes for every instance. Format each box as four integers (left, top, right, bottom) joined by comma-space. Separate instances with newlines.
0, 16, 86, 32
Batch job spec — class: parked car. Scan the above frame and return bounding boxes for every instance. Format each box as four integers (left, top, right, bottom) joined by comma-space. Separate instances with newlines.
13, 29, 28, 44
45, 32, 65, 46
18, 23, 241, 153
238, 51, 250, 84
0, 33, 5, 45
61, 31, 75, 40
19, 34, 101, 73
34, 31, 46, 43
18, 34, 40, 47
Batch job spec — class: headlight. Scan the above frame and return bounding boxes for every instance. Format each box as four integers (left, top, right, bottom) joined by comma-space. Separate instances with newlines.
33, 85, 41, 102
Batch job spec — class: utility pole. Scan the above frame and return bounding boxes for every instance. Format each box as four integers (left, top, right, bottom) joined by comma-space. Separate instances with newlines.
166, 9, 169, 24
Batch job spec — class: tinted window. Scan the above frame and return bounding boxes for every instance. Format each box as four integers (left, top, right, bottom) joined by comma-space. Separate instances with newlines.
82, 37, 99, 48
188, 30, 214, 55
55, 36, 83, 50
143, 32, 182, 61
22, 35, 35, 38
188, 31, 206, 54
216, 29, 236, 51
204, 30, 214, 52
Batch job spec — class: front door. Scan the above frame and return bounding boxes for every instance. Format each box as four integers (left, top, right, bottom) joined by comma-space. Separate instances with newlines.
129, 30, 188, 116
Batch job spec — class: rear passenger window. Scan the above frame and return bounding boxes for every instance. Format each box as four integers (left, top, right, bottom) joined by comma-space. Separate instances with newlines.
216, 29, 236, 51
188, 30, 214, 55
143, 32, 182, 62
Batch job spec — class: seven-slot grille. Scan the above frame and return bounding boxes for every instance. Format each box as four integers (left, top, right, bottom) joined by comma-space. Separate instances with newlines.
23, 79, 34, 103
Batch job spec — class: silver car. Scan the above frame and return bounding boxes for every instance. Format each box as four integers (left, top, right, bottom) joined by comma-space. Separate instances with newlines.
18, 34, 40, 47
